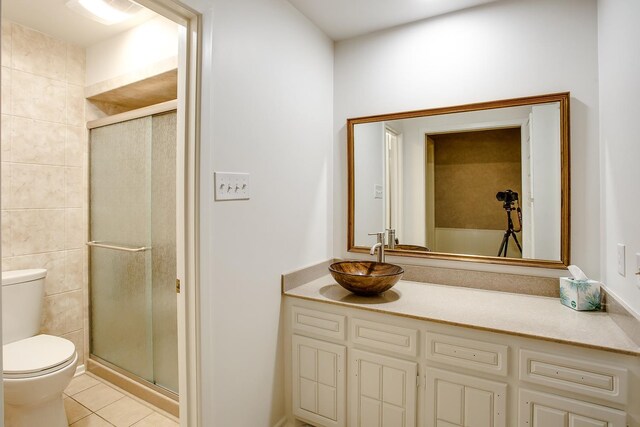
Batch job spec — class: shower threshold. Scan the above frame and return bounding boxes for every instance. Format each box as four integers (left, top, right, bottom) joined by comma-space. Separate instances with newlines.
88, 355, 179, 418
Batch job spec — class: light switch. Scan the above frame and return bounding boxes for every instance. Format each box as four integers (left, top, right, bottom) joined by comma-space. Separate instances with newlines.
374, 184, 383, 199
636, 253, 640, 288
617, 243, 625, 277
214, 172, 250, 201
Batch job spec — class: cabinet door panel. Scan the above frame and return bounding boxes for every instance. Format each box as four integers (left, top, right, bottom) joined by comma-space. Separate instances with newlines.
318, 383, 337, 420
350, 349, 417, 427
300, 377, 318, 413
532, 404, 568, 426
383, 366, 407, 407
569, 414, 607, 427
519, 389, 627, 427
361, 397, 382, 427
361, 360, 382, 400
436, 381, 464, 425
292, 335, 346, 427
382, 402, 406, 427
318, 350, 337, 387
465, 387, 494, 427
426, 368, 507, 427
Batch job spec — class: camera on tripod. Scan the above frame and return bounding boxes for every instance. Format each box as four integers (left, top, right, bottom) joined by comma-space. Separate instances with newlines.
496, 189, 518, 209
496, 189, 522, 257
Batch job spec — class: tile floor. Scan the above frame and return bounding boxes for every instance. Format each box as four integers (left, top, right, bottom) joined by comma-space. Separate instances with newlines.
64, 373, 179, 427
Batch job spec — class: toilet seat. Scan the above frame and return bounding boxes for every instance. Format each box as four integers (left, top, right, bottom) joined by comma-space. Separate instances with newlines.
3, 334, 77, 379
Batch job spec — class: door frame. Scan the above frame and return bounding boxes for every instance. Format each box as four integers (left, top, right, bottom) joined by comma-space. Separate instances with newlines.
134, 1, 202, 425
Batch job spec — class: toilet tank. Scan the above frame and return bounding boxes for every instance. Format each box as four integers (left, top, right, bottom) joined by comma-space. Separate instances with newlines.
2, 269, 47, 345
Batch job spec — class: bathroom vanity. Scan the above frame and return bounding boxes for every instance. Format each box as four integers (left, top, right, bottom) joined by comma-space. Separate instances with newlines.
282, 274, 640, 427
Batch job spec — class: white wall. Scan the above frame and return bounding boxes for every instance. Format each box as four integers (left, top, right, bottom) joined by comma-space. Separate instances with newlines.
354, 122, 384, 245
195, 0, 334, 425
85, 15, 178, 85
598, 0, 640, 314
334, 0, 599, 277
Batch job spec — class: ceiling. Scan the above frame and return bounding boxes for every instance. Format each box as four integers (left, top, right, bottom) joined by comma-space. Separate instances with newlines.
286, 0, 500, 41
2, 0, 501, 48
1, 0, 157, 47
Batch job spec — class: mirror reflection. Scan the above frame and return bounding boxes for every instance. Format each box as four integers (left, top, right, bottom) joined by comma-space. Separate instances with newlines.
350, 94, 569, 266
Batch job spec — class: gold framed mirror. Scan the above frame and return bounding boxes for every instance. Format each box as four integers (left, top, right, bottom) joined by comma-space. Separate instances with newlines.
347, 92, 570, 268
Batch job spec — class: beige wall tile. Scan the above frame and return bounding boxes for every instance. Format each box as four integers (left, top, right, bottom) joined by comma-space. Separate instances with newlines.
11, 23, 66, 81
66, 126, 86, 167
2, 66, 11, 115
1, 210, 11, 259
67, 84, 85, 126
10, 250, 66, 295
11, 70, 66, 123
65, 248, 84, 292
66, 208, 85, 249
41, 289, 82, 335
1, 162, 10, 209
66, 167, 83, 208
1, 20, 12, 67
11, 116, 66, 165
10, 163, 65, 208
62, 329, 85, 366
66, 43, 85, 86
10, 208, 65, 255
1, 114, 11, 158
2, 257, 12, 271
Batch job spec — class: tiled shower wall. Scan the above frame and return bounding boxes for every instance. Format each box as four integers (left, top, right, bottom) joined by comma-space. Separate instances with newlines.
1, 20, 88, 365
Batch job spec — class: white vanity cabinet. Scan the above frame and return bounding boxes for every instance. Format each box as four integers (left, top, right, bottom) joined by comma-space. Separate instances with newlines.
292, 335, 347, 427
350, 349, 418, 427
518, 389, 627, 427
425, 368, 507, 427
284, 297, 640, 427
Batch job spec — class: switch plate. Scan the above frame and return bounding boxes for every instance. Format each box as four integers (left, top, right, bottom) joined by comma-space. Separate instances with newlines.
374, 184, 383, 199
214, 172, 250, 201
636, 253, 640, 288
617, 243, 626, 276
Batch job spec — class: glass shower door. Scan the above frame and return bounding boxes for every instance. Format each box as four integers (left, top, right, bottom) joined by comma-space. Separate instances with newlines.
89, 111, 178, 394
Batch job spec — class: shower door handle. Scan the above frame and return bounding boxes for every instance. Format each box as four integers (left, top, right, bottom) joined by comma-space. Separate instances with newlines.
87, 241, 151, 252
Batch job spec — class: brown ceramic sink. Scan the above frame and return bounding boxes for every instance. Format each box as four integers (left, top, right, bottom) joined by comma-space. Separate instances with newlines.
328, 261, 404, 296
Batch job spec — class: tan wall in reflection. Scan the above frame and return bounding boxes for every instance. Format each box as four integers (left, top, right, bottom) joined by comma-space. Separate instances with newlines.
432, 128, 522, 231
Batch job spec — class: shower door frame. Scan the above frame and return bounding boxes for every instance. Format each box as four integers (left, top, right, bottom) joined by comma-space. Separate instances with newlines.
114, 1, 202, 426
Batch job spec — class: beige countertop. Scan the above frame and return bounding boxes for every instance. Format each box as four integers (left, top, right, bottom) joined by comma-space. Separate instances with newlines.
284, 274, 640, 356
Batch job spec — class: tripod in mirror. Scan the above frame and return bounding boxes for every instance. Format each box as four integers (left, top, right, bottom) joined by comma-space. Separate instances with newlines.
496, 189, 522, 257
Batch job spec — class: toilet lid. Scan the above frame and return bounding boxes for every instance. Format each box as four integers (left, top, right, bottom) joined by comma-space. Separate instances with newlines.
3, 334, 76, 378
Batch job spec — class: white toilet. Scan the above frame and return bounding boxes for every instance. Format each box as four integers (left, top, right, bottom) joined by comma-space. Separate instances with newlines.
2, 269, 78, 427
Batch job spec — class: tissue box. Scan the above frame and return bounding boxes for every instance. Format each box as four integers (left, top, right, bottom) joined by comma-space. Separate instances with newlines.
559, 278, 601, 311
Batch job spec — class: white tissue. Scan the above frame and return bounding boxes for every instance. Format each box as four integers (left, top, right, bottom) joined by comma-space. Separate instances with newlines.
567, 265, 588, 281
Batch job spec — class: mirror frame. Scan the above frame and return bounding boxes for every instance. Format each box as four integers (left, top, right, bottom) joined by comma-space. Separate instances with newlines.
347, 92, 570, 268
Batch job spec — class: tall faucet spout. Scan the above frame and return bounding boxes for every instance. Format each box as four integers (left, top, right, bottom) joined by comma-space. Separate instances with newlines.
370, 242, 382, 256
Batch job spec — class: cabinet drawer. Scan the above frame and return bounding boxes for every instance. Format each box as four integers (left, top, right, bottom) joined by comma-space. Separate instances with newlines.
292, 306, 346, 341
519, 349, 629, 405
426, 332, 508, 376
519, 389, 627, 427
351, 318, 418, 357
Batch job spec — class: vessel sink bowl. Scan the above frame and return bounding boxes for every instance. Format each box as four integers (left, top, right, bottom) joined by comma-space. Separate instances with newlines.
328, 261, 404, 296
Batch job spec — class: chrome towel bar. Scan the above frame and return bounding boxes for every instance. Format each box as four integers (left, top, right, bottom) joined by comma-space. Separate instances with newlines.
86, 241, 151, 252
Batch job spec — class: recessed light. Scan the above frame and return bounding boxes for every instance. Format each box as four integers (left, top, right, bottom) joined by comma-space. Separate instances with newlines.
66, 0, 144, 25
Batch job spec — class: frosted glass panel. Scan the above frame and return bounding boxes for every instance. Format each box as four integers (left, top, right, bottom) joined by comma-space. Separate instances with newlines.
90, 111, 177, 394
151, 111, 178, 392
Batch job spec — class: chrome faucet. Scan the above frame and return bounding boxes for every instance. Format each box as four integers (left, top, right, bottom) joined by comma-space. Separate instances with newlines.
369, 232, 386, 263
387, 228, 396, 249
